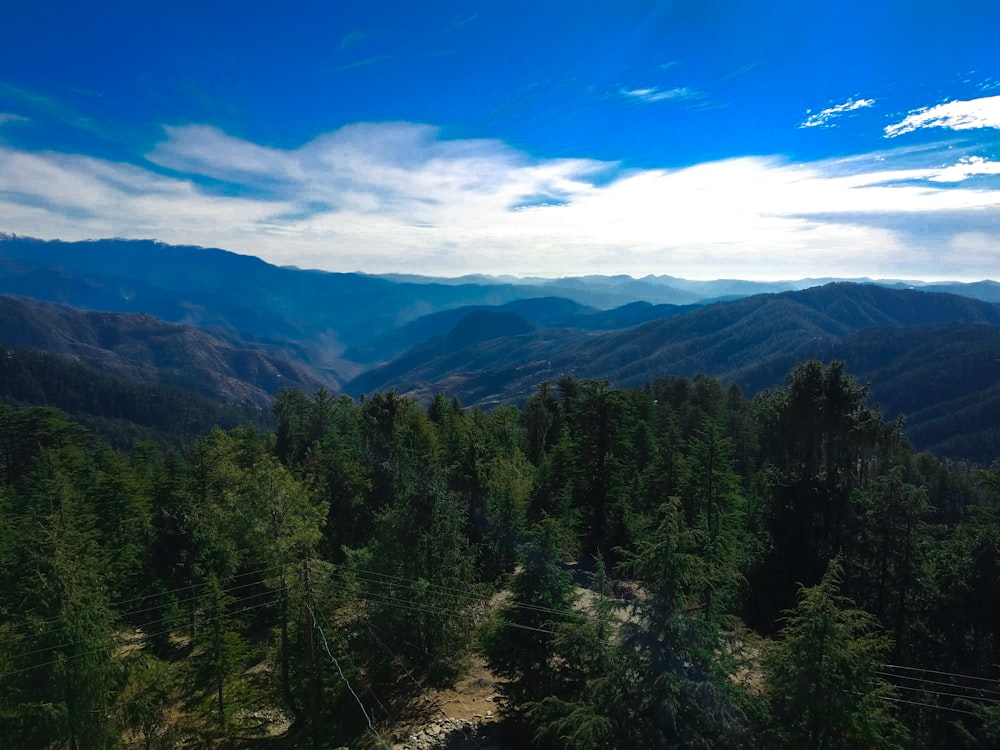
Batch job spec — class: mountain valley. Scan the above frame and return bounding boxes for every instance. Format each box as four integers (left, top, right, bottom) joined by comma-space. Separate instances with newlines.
3, 235, 1000, 462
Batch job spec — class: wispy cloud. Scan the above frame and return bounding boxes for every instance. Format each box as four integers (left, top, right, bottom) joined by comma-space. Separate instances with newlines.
718, 63, 757, 83
452, 12, 480, 29
0, 82, 108, 137
885, 95, 1000, 137
621, 86, 705, 104
0, 113, 27, 126
339, 30, 369, 51
800, 97, 875, 128
334, 56, 390, 73
2, 122, 999, 280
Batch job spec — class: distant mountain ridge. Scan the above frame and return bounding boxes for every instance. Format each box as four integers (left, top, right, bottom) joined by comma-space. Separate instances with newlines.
5, 234, 997, 375
0, 235, 701, 362
2, 235, 998, 362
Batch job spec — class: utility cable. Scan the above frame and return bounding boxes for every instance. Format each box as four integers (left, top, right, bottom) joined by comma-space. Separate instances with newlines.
4, 576, 284, 662
314, 582, 557, 636
0, 587, 281, 680
882, 682, 1000, 706
329, 561, 616, 628
363, 617, 487, 750
316, 606, 395, 728
331, 560, 609, 622
882, 663, 1000, 685
5, 557, 289, 635
877, 694, 982, 718
875, 670, 1000, 700
306, 602, 392, 750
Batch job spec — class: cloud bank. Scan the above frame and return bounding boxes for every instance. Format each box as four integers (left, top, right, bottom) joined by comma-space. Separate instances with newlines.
928, 156, 1000, 183
885, 95, 1000, 137
1, 122, 998, 280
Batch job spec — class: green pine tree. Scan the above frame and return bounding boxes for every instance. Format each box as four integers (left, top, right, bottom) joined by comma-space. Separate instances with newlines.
765, 558, 908, 750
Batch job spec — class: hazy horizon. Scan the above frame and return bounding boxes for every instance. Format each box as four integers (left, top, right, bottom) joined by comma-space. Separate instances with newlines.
5, 231, 999, 287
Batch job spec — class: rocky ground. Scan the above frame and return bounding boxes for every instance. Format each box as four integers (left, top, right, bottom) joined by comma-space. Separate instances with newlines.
391, 716, 503, 750
387, 656, 506, 750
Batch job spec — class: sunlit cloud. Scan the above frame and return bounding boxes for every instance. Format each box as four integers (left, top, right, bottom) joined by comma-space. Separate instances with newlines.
800, 97, 875, 128
928, 156, 1000, 183
885, 95, 1000, 137
2, 122, 999, 280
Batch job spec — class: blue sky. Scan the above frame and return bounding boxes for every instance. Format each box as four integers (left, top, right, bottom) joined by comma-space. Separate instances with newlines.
1, 0, 998, 280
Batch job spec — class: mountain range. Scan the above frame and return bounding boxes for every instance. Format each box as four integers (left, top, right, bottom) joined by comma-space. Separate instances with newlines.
2, 234, 999, 462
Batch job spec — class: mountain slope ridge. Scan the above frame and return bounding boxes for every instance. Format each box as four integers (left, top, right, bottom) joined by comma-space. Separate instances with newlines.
0, 295, 336, 407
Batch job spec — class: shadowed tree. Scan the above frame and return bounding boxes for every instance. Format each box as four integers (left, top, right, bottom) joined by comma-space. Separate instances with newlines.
765, 558, 907, 750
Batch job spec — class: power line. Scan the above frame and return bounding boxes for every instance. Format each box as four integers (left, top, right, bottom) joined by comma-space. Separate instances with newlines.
877, 694, 982, 718
329, 562, 488, 603
320, 564, 607, 629
314, 582, 557, 637
317, 607, 395, 728
329, 560, 612, 624
875, 670, 1000, 700
362, 618, 488, 750
0, 595, 279, 684
6, 557, 289, 636
0, 587, 282, 680
4, 575, 284, 661
4, 564, 289, 650
884, 682, 1000, 706
307, 602, 392, 750
883, 663, 1000, 686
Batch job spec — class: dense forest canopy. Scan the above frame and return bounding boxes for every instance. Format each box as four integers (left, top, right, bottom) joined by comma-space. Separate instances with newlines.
1, 362, 999, 748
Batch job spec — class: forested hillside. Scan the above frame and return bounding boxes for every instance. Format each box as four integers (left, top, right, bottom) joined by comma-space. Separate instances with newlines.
349, 283, 1000, 401
0, 295, 338, 405
734, 323, 1000, 463
341, 297, 699, 365
346, 285, 1000, 462
1, 364, 999, 748
0, 345, 269, 450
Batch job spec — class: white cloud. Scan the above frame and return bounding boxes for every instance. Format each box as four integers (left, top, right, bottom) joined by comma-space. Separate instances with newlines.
2, 122, 1000, 280
620, 86, 705, 104
928, 156, 1000, 183
800, 97, 875, 128
0, 113, 27, 126
885, 95, 1000, 138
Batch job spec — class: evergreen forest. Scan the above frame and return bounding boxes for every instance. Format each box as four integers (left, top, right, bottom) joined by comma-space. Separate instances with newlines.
2, 361, 1000, 749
